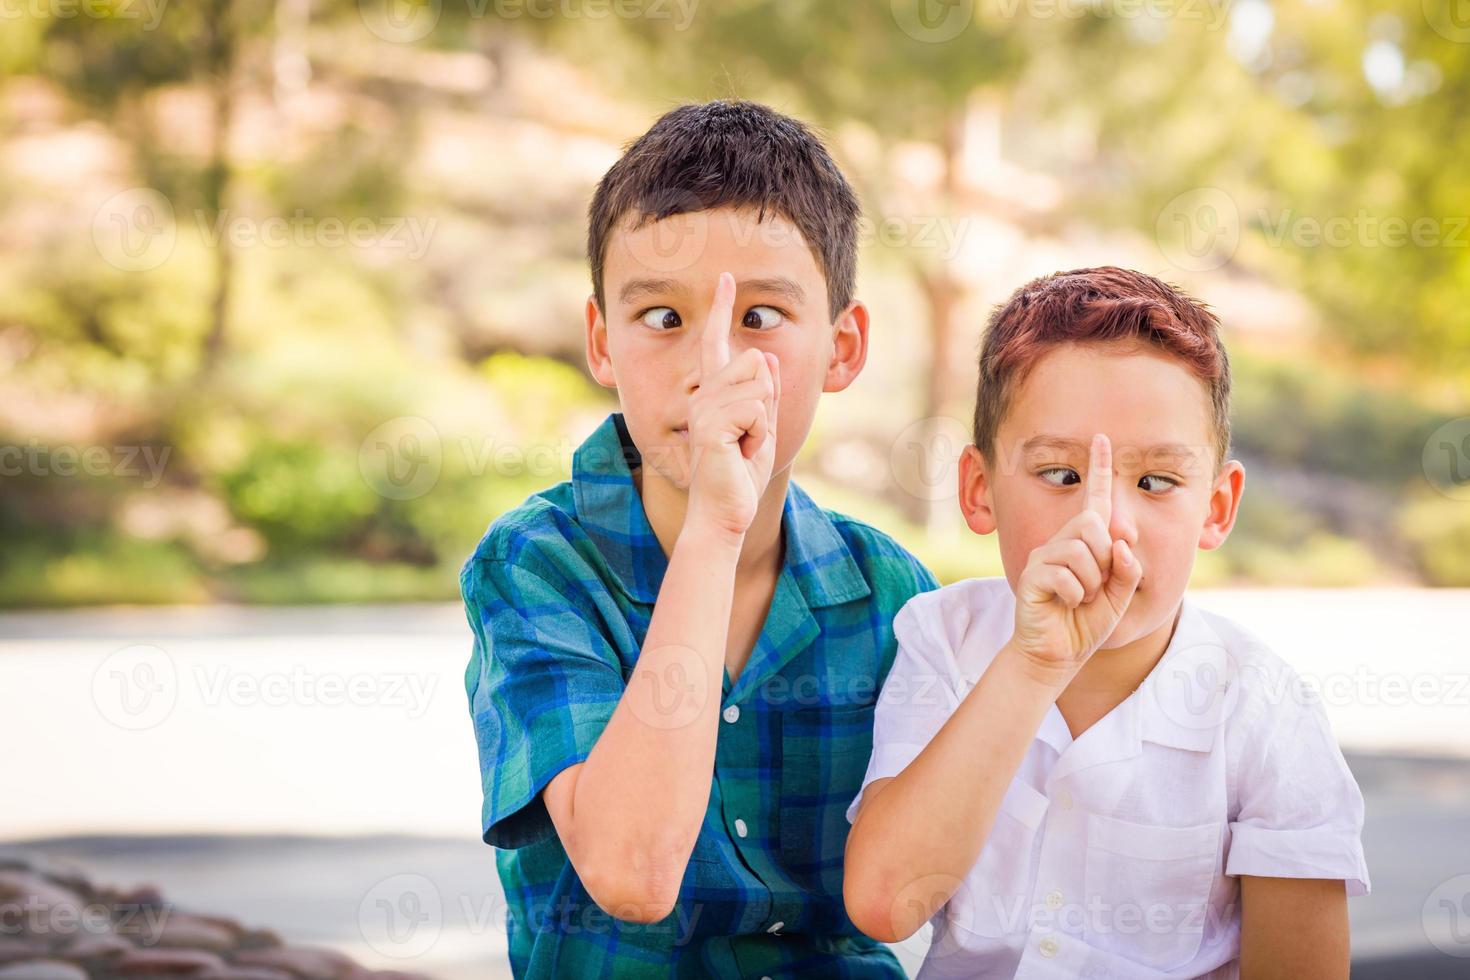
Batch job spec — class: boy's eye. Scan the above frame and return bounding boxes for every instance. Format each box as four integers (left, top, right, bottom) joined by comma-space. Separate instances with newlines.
1038, 467, 1081, 487
741, 305, 784, 330
1138, 474, 1178, 494
639, 307, 681, 330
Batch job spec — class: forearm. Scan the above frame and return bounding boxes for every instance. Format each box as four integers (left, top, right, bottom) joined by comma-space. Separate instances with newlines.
845, 644, 1063, 941
567, 518, 740, 905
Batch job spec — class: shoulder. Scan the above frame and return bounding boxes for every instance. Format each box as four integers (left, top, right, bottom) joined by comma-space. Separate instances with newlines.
893, 577, 1017, 683
459, 481, 584, 589
1196, 605, 1320, 726
824, 508, 940, 598
1190, 603, 1347, 777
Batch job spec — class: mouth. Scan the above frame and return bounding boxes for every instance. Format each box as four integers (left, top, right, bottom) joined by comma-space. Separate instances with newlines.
673, 424, 688, 440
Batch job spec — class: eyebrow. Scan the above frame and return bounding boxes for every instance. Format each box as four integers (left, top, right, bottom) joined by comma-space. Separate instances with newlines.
616, 275, 807, 307
618, 277, 686, 306
1020, 436, 1202, 464
743, 276, 806, 306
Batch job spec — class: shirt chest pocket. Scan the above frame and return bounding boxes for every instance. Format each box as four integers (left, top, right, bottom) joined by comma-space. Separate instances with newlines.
1082, 813, 1222, 971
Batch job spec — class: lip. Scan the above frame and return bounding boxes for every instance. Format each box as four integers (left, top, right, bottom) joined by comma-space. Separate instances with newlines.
674, 425, 688, 439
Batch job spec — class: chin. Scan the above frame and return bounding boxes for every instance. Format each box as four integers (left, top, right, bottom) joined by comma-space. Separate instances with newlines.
1097, 597, 1152, 651
645, 455, 693, 491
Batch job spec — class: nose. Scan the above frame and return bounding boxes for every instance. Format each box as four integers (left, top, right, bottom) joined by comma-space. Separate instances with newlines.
1108, 479, 1139, 549
682, 317, 739, 393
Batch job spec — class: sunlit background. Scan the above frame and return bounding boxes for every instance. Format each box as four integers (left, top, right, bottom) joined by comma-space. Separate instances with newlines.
2, 1, 1468, 977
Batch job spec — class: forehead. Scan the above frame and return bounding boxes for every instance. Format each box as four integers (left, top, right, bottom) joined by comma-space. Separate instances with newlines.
1001, 343, 1215, 457
601, 206, 826, 303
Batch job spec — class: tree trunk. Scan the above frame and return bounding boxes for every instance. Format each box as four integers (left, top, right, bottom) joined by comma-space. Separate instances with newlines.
198, 0, 237, 378
897, 107, 968, 532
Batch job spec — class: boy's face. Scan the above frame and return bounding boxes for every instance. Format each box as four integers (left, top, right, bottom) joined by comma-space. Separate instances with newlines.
586, 206, 867, 490
960, 342, 1245, 651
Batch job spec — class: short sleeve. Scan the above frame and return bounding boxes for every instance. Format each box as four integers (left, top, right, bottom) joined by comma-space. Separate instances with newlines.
461, 556, 624, 849
1224, 666, 1370, 896
845, 595, 965, 824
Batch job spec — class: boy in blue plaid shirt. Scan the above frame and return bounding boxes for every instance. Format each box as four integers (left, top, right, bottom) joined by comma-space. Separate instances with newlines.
460, 100, 938, 977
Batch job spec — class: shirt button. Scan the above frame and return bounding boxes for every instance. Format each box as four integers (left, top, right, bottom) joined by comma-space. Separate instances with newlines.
723, 705, 740, 724
734, 818, 748, 838
1039, 936, 1060, 958
1045, 889, 1063, 910
1057, 789, 1074, 810
767, 921, 784, 933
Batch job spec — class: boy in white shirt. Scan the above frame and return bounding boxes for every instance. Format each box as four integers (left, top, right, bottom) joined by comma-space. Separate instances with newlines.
844, 267, 1368, 979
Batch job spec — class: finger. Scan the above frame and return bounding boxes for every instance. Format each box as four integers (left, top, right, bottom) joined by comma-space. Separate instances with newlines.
1085, 433, 1112, 526
729, 399, 767, 459
1103, 539, 1143, 614
1065, 510, 1114, 587
1034, 540, 1102, 603
704, 376, 776, 414
718, 347, 769, 385
1045, 566, 1086, 610
1021, 563, 1085, 610
700, 272, 736, 378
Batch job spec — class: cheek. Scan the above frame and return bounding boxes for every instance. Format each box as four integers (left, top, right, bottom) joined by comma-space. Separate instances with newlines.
766, 345, 823, 419
1136, 531, 1193, 587
992, 495, 1064, 576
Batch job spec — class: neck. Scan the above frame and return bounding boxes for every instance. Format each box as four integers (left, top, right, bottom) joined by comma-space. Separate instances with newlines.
1065, 601, 1184, 704
634, 465, 792, 579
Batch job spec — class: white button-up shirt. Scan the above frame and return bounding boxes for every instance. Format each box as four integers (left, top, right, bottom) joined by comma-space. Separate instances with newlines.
847, 578, 1370, 979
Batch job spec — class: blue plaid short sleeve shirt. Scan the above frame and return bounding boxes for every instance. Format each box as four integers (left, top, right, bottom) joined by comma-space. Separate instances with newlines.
461, 413, 939, 978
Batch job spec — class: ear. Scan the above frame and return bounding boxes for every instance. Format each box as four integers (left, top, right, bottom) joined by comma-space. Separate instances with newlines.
959, 444, 998, 534
584, 294, 617, 388
1198, 459, 1246, 550
822, 299, 870, 393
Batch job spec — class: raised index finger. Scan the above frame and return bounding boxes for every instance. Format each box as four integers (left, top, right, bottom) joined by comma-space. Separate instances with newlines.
700, 272, 736, 378
1085, 433, 1112, 525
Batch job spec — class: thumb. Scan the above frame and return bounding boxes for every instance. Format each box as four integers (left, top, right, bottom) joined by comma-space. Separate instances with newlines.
1103, 539, 1142, 616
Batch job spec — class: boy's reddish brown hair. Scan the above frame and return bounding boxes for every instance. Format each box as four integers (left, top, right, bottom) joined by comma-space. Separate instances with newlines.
972, 266, 1232, 469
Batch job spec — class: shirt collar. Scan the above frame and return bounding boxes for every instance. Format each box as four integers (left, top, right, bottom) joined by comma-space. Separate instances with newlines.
1047, 595, 1229, 782
1136, 595, 1232, 752
571, 412, 872, 609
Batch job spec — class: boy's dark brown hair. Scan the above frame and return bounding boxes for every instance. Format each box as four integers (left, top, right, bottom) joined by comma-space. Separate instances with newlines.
973, 266, 1233, 470
587, 99, 860, 322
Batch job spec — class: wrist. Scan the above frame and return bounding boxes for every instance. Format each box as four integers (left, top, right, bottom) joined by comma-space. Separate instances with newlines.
676, 513, 746, 556
993, 639, 1077, 699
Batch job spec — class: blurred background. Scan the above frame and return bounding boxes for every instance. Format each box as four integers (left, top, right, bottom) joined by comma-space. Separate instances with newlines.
1, 0, 1468, 977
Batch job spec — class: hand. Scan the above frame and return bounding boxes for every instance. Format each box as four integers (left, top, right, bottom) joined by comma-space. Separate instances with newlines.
1009, 433, 1143, 685
685, 272, 781, 539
